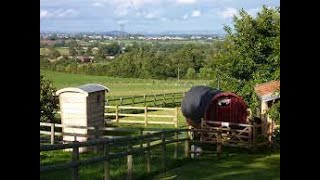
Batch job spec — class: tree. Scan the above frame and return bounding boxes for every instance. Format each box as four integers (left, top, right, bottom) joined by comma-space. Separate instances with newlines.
209, 6, 280, 110
85, 46, 93, 56
186, 68, 196, 79
40, 75, 58, 123
69, 47, 77, 57
48, 48, 61, 59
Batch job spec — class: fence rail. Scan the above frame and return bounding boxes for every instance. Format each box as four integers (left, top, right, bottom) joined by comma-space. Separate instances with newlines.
40, 121, 271, 180
106, 92, 185, 107
40, 128, 190, 180
105, 106, 179, 128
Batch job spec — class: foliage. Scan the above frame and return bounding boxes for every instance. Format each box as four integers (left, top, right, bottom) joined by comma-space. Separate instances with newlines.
207, 6, 280, 110
40, 74, 58, 123
48, 48, 61, 59
186, 67, 196, 79
268, 99, 280, 124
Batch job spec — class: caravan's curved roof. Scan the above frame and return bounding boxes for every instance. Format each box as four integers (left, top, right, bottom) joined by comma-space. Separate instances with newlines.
56, 84, 109, 96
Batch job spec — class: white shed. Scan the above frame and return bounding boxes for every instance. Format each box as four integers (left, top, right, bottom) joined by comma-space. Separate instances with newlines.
56, 84, 109, 151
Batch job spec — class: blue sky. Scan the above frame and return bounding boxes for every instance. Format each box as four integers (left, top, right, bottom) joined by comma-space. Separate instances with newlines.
40, 0, 280, 34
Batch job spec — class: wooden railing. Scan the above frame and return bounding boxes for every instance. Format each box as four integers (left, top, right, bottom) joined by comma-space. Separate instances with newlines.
40, 122, 151, 145
40, 121, 272, 179
106, 92, 185, 107
40, 128, 190, 180
105, 106, 179, 128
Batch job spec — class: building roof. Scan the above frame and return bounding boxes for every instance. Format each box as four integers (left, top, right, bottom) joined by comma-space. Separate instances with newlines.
254, 80, 280, 102
56, 84, 109, 96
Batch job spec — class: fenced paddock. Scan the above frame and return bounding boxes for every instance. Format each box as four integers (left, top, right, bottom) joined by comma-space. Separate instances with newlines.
40, 121, 270, 180
40, 128, 190, 180
106, 92, 185, 107
105, 106, 179, 128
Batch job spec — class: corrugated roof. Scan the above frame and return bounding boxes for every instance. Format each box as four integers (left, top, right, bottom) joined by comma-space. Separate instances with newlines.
254, 80, 280, 101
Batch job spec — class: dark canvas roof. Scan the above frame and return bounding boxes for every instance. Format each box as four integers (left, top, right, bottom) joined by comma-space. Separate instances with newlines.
181, 86, 221, 124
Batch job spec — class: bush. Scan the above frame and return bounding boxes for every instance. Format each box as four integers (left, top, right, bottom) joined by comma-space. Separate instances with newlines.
40, 75, 58, 122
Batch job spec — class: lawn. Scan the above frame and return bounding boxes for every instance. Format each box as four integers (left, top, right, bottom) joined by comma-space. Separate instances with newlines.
40, 70, 211, 97
40, 145, 280, 180
152, 148, 280, 180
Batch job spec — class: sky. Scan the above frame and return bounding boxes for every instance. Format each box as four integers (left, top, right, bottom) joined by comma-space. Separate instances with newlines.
40, 0, 280, 34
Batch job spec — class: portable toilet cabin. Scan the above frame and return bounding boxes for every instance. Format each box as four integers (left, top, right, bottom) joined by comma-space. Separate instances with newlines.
56, 84, 109, 152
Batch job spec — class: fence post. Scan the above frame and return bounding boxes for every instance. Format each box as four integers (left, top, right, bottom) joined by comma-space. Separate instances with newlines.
185, 132, 190, 158
175, 107, 179, 128
132, 96, 134, 106
174, 130, 178, 159
93, 126, 99, 153
140, 128, 143, 148
116, 105, 119, 124
104, 141, 110, 180
146, 133, 151, 173
172, 93, 175, 105
127, 144, 133, 180
120, 97, 123, 106
72, 141, 79, 180
217, 128, 222, 159
153, 94, 156, 106
161, 133, 166, 172
144, 106, 148, 127
51, 122, 55, 145
163, 94, 166, 107
252, 122, 256, 152
144, 94, 146, 106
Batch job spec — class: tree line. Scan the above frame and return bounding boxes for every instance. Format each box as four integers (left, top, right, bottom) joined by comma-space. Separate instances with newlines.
41, 6, 280, 122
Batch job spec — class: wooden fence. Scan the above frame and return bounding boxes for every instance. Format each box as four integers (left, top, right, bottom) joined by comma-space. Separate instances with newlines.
106, 92, 185, 107
40, 128, 190, 180
40, 122, 149, 145
105, 106, 179, 128
40, 121, 271, 179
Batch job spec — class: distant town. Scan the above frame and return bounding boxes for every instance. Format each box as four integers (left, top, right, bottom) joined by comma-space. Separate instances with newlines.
40, 31, 225, 41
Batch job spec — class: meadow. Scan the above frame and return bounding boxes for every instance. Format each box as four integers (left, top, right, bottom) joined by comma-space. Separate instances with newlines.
40, 70, 211, 97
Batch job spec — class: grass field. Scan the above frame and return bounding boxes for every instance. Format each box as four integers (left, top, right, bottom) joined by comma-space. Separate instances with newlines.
40, 145, 279, 180
40, 47, 70, 56
40, 70, 211, 97
153, 148, 280, 180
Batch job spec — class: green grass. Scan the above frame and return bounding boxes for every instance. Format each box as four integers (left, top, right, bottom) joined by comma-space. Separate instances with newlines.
40, 143, 190, 180
40, 70, 211, 97
152, 148, 280, 180
40, 145, 279, 180
40, 47, 70, 56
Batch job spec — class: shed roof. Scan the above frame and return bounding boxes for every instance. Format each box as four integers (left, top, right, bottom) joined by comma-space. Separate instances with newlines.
254, 80, 280, 102
56, 84, 109, 96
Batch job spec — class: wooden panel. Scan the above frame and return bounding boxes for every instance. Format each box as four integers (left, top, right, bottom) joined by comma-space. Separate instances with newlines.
60, 93, 86, 103
61, 113, 86, 120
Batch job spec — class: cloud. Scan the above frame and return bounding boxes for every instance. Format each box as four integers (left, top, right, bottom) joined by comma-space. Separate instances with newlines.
92, 2, 104, 7
176, 0, 197, 4
247, 7, 261, 17
191, 10, 201, 17
117, 20, 128, 25
40, 10, 50, 19
57, 9, 79, 17
144, 12, 156, 19
136, 10, 159, 19
40, 9, 79, 19
183, 14, 189, 20
218, 7, 238, 19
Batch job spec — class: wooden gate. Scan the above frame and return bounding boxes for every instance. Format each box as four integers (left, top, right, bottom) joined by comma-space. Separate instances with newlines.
198, 120, 253, 149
